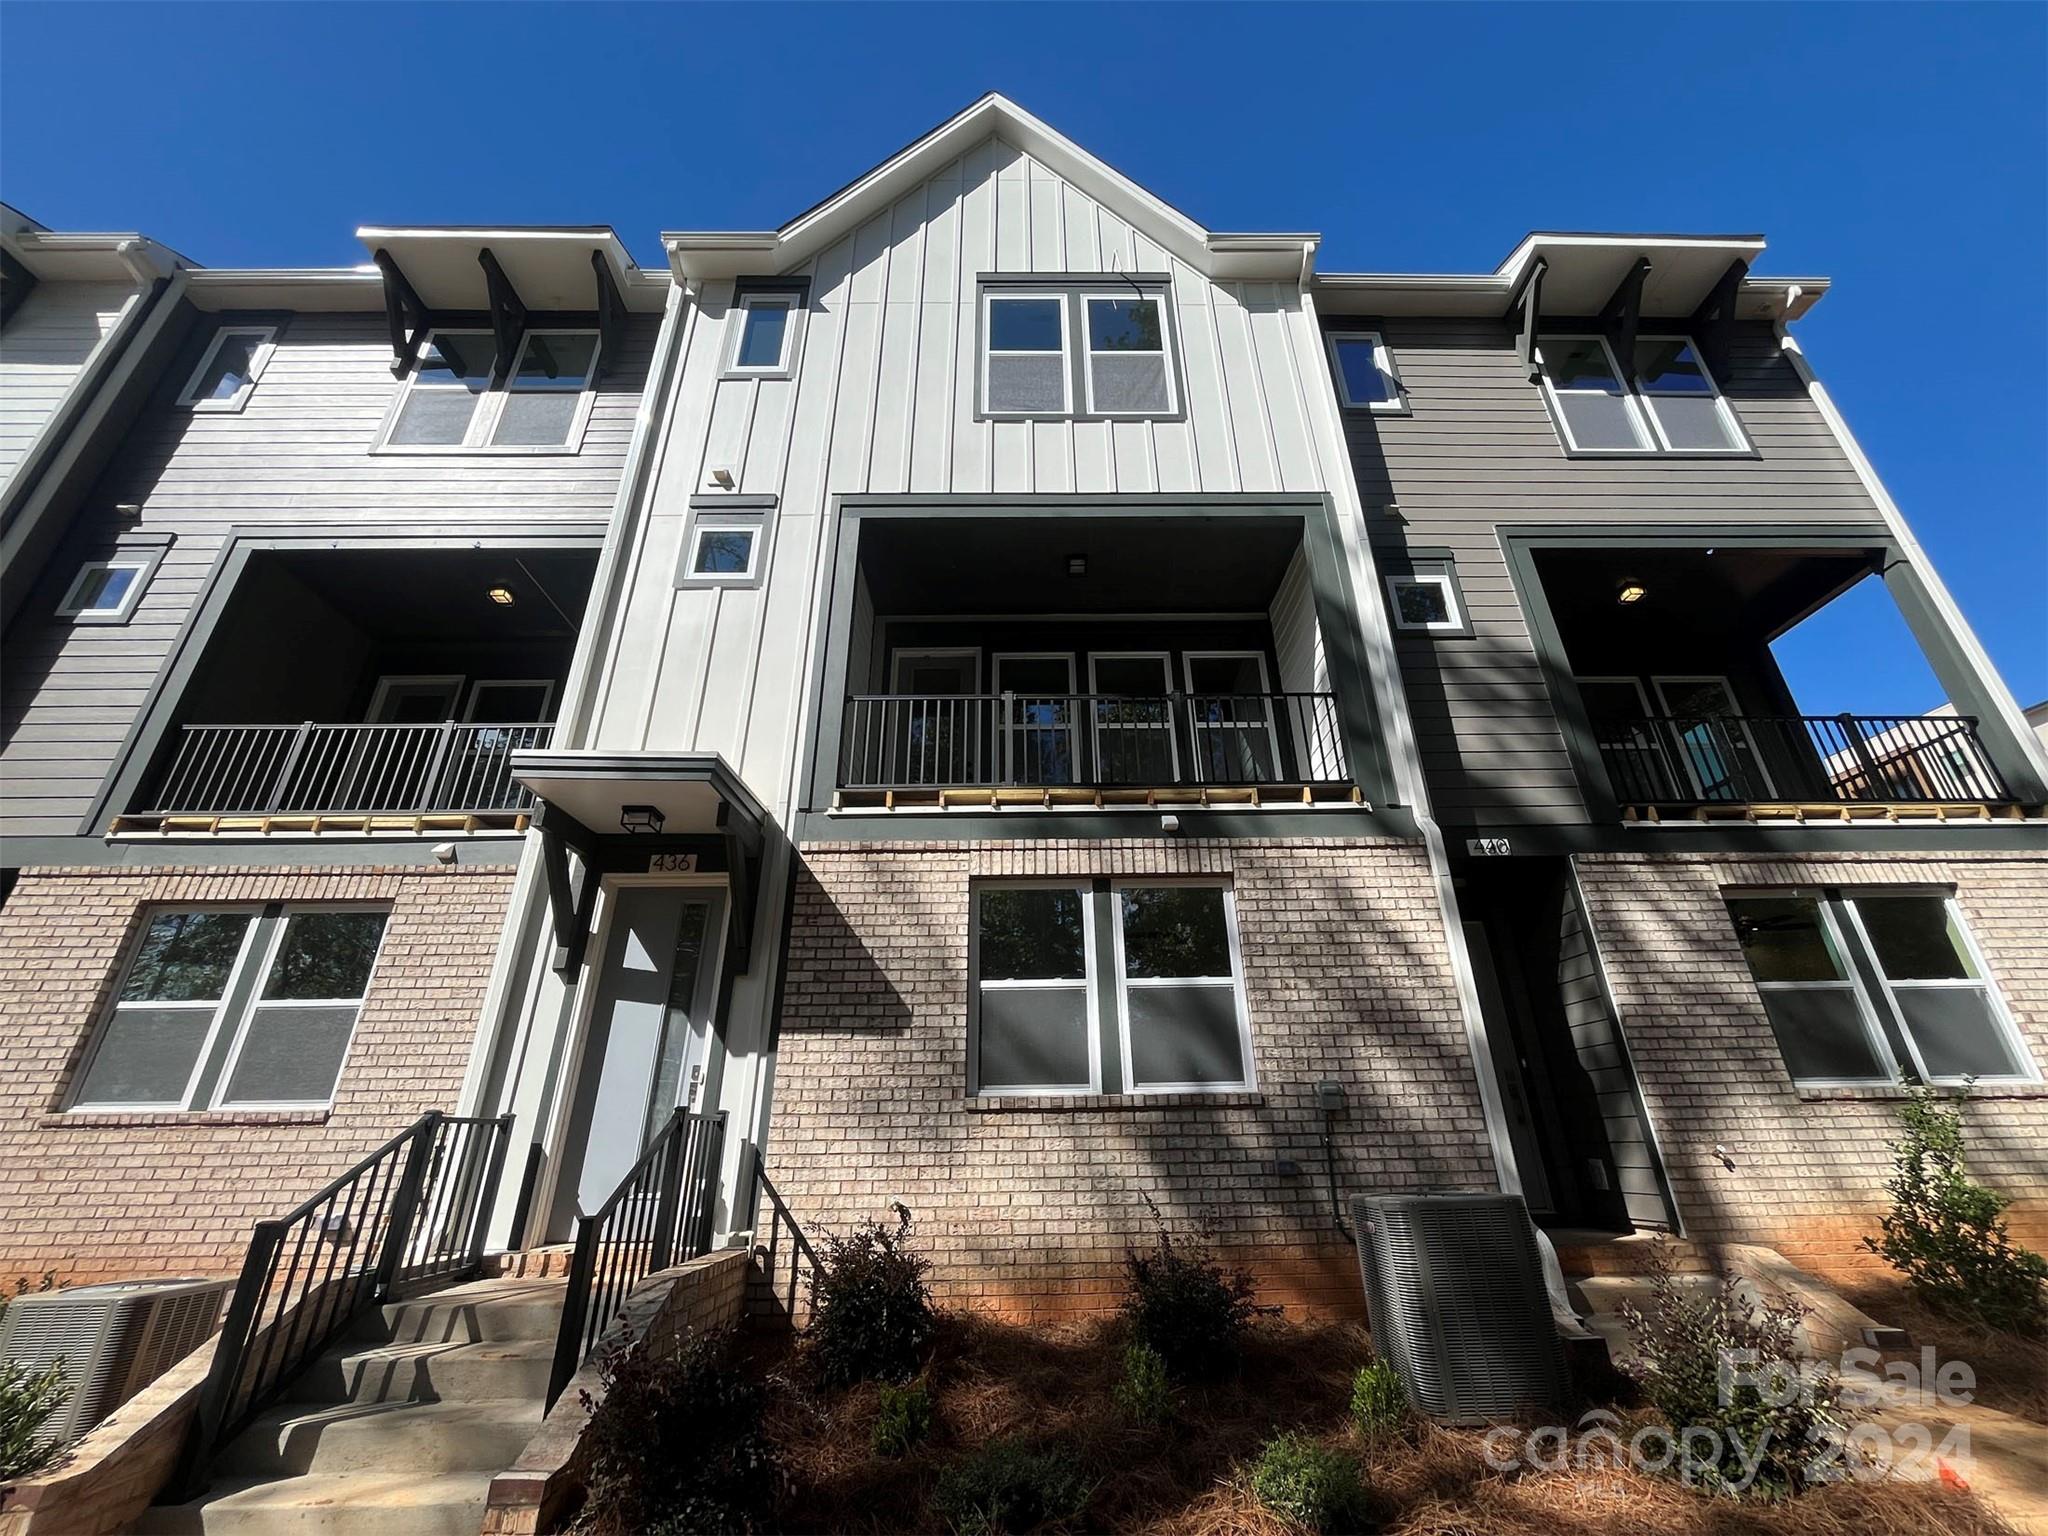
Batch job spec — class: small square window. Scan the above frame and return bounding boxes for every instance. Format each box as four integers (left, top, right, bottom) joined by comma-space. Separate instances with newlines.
178, 326, 276, 411
58, 556, 154, 621
1384, 564, 1469, 635
1327, 331, 1403, 412
726, 291, 803, 376
983, 293, 1069, 416
679, 515, 767, 586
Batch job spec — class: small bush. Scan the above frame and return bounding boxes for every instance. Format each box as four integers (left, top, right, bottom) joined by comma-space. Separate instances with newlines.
932, 1437, 1090, 1535
0, 1357, 70, 1481
1617, 1243, 1856, 1497
1349, 1358, 1407, 1440
1246, 1431, 1372, 1534
575, 1329, 777, 1535
1864, 1086, 2047, 1333
1112, 1340, 1175, 1426
806, 1203, 936, 1386
871, 1379, 933, 1457
1121, 1197, 1259, 1379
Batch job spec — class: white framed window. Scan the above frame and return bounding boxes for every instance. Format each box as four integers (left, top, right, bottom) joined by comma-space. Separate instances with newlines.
982, 292, 1070, 416
1632, 336, 1747, 453
70, 905, 389, 1113
1534, 334, 1653, 452
1088, 652, 1178, 786
1726, 894, 1897, 1087
1844, 894, 2035, 1084
1326, 330, 1404, 412
1112, 881, 1255, 1093
491, 330, 600, 448
687, 524, 760, 580
367, 674, 464, 724
58, 557, 153, 621
464, 678, 556, 723
178, 326, 276, 412
1386, 571, 1463, 632
970, 883, 1097, 1094
725, 291, 802, 375
993, 652, 1077, 785
1535, 332, 1748, 455
379, 328, 600, 453
383, 330, 496, 449
1082, 293, 1174, 415
1183, 652, 1280, 783
1651, 675, 1774, 801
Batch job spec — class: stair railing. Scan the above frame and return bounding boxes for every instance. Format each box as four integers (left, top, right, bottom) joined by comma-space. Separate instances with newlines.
743, 1141, 821, 1328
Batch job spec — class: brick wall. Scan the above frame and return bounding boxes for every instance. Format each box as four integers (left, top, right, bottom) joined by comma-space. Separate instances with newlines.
1574, 849, 2048, 1282
770, 838, 1498, 1320
0, 864, 514, 1282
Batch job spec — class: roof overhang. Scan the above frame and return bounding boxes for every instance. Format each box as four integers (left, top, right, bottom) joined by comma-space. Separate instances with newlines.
0, 204, 187, 285
355, 226, 667, 313
663, 93, 1317, 285
510, 750, 768, 846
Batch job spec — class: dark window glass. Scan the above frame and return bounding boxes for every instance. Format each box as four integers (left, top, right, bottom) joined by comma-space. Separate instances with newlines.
416, 333, 495, 391
1087, 298, 1162, 352
977, 887, 1085, 981
513, 333, 597, 390
1543, 336, 1623, 391
1854, 897, 1977, 981
693, 529, 756, 574
1634, 338, 1713, 395
1726, 897, 1845, 984
736, 302, 790, 368
262, 912, 386, 1001
1759, 991, 1888, 1082
988, 297, 1063, 352
1395, 579, 1452, 627
1120, 886, 1232, 979
220, 1005, 359, 1105
1127, 984, 1246, 1087
1895, 990, 2023, 1079
70, 564, 139, 614
74, 1009, 214, 1105
978, 988, 1091, 1089
195, 332, 263, 400
123, 912, 251, 1002
1335, 338, 1391, 404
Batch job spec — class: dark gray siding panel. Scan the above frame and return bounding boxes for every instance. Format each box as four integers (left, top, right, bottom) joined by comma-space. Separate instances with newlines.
1339, 316, 1884, 828
0, 306, 659, 839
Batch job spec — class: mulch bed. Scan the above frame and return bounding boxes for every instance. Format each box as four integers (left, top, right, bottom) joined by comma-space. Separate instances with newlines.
1840, 1279, 2048, 1428
757, 1311, 2022, 1535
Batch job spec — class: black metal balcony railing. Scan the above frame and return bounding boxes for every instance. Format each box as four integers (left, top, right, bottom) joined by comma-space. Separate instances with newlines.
1596, 712, 2013, 807
840, 692, 1348, 790
143, 721, 555, 817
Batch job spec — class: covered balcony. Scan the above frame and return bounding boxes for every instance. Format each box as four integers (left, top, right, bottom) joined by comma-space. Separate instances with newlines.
818, 511, 1370, 813
1529, 544, 2033, 824
113, 547, 594, 834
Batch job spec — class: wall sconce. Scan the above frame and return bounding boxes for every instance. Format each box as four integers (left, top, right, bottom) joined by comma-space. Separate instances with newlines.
1615, 578, 1648, 606
620, 804, 665, 834
709, 468, 735, 489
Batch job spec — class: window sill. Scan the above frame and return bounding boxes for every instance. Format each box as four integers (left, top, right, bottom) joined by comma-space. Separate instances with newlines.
370, 445, 584, 458
966, 1091, 1263, 1114
1793, 1083, 2048, 1103
1558, 447, 1760, 461
42, 1108, 334, 1129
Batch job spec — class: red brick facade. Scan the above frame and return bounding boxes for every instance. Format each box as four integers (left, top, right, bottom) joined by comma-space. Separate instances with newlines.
771, 837, 1501, 1320
1573, 849, 2048, 1281
0, 864, 514, 1283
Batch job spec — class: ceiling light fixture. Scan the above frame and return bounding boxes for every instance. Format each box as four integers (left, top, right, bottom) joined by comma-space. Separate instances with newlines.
1615, 579, 1648, 606
1067, 554, 1086, 577
619, 804, 665, 834
487, 586, 516, 606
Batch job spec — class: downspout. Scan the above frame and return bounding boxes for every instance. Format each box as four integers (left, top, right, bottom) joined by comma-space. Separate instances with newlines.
1295, 281, 1526, 1202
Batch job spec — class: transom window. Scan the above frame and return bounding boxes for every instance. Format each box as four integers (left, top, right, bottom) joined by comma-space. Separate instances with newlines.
981, 282, 1178, 419
1535, 333, 1746, 454
1326, 330, 1404, 412
381, 328, 600, 452
970, 880, 1253, 1096
1725, 891, 2032, 1088
178, 326, 276, 412
71, 905, 389, 1112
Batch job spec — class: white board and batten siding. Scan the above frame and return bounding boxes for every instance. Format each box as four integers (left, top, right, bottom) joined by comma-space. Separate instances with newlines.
592, 134, 1341, 820
0, 281, 136, 488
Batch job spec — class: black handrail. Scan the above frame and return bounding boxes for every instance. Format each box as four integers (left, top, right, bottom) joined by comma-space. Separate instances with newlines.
742, 1142, 821, 1329
545, 1108, 727, 1409
175, 1111, 513, 1493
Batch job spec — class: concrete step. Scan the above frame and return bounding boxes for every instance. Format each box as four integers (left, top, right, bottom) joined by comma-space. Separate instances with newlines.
135, 1472, 495, 1536
287, 1336, 556, 1405
214, 1398, 543, 1478
352, 1277, 566, 1347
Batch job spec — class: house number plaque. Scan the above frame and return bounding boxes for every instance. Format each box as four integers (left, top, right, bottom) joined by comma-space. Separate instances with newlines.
648, 852, 699, 873
1465, 837, 1512, 857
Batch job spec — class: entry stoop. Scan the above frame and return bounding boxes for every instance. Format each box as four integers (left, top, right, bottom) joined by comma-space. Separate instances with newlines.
135, 1277, 566, 1536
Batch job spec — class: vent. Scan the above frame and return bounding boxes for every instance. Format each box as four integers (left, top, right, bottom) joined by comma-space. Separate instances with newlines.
0, 1278, 232, 1445
1351, 1192, 1569, 1424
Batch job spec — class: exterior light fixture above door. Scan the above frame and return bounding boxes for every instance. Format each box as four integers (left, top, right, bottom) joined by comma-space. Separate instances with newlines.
620, 804, 665, 834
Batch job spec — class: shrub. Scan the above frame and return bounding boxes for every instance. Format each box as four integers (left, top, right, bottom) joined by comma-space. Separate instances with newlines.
1349, 1358, 1407, 1441
871, 1379, 933, 1457
1112, 1341, 1175, 1426
1616, 1244, 1856, 1497
1246, 1431, 1372, 1533
0, 1357, 70, 1481
932, 1437, 1090, 1535
1864, 1086, 2047, 1333
575, 1329, 777, 1535
1120, 1198, 1259, 1379
806, 1203, 936, 1386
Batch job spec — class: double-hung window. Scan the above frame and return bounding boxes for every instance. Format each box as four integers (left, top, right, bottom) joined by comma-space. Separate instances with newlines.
382, 328, 600, 452
178, 325, 276, 412
981, 282, 1179, 419
969, 879, 1254, 1096
1535, 333, 1747, 454
492, 331, 600, 447
1084, 295, 1174, 415
71, 905, 389, 1112
1725, 891, 2032, 1088
983, 293, 1069, 416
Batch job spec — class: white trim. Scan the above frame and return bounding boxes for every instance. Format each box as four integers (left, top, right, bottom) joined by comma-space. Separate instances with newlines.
982, 290, 1070, 417
56, 557, 151, 620
1110, 879, 1257, 1095
1841, 894, 2038, 1086
1079, 290, 1175, 417
993, 651, 1077, 784
723, 291, 802, 375
1181, 650, 1281, 781
1087, 651, 1179, 785
969, 881, 1100, 1096
1324, 329, 1403, 412
1651, 675, 1777, 799
177, 325, 276, 412
463, 678, 557, 723
367, 674, 464, 723
1533, 333, 1654, 453
684, 521, 762, 582
1385, 571, 1462, 632
1631, 333, 1750, 454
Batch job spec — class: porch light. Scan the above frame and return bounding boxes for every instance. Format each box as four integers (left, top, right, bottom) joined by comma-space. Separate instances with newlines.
1616, 579, 1648, 605
619, 804, 665, 834
487, 586, 517, 606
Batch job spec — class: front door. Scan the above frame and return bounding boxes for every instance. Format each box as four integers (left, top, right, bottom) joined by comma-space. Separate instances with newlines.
555, 885, 726, 1225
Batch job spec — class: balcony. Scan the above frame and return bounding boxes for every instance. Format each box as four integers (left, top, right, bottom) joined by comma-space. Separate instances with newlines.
838, 690, 1349, 808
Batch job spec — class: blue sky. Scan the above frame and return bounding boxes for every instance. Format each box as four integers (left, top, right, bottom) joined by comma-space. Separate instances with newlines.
4, 2, 2042, 714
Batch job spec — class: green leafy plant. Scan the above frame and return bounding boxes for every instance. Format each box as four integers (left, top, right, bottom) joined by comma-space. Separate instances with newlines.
932, 1437, 1090, 1535
1349, 1358, 1407, 1441
1121, 1197, 1260, 1380
806, 1203, 936, 1386
1246, 1431, 1372, 1533
575, 1329, 777, 1535
1112, 1340, 1175, 1426
1864, 1086, 2047, 1333
0, 1357, 70, 1481
871, 1379, 933, 1457
1617, 1244, 1856, 1497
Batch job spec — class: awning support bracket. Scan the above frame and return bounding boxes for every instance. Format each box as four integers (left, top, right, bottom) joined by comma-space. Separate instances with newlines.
478, 247, 530, 385
591, 250, 624, 385
1689, 257, 1749, 379
1598, 256, 1651, 374
373, 248, 434, 379
1510, 256, 1548, 382
534, 800, 602, 974
717, 799, 761, 975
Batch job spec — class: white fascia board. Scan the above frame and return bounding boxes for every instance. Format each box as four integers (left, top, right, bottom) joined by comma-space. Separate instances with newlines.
355, 225, 650, 308
1495, 231, 1768, 285
184, 268, 385, 312
5, 231, 188, 285
1313, 266, 1828, 321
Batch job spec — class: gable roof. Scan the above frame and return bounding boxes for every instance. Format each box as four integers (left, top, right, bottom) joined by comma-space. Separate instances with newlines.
662, 93, 1318, 284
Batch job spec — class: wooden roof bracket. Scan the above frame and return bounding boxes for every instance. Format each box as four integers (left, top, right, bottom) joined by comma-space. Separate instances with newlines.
533, 799, 601, 974
1688, 257, 1749, 378
591, 248, 625, 384
1510, 256, 1548, 382
478, 247, 530, 385
1599, 256, 1650, 372
373, 248, 434, 378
